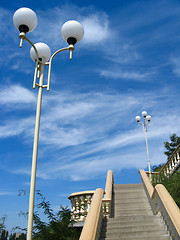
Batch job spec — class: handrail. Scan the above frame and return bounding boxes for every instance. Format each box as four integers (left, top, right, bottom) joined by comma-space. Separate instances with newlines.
103, 170, 114, 218
104, 170, 114, 200
139, 169, 154, 198
157, 144, 180, 178
139, 169, 180, 240
79, 188, 104, 240
153, 184, 180, 239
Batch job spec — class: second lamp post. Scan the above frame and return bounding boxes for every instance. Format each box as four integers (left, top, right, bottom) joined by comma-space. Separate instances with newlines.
136, 111, 152, 180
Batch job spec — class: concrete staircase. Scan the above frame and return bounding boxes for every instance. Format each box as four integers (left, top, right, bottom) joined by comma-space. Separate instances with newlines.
100, 183, 171, 240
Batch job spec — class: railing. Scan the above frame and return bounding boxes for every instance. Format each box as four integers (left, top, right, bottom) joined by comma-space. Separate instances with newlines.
102, 170, 114, 218
79, 188, 104, 240
152, 144, 180, 183
79, 170, 114, 239
139, 169, 180, 240
68, 191, 95, 222
68, 170, 114, 223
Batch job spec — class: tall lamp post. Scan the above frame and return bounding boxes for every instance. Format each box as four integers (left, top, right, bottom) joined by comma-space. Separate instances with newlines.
135, 111, 152, 180
13, 7, 84, 240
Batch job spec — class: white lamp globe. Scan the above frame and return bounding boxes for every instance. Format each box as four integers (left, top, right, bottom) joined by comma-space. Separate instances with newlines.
142, 111, 147, 117
30, 43, 51, 63
146, 115, 152, 122
135, 116, 141, 122
61, 20, 84, 45
13, 7, 38, 33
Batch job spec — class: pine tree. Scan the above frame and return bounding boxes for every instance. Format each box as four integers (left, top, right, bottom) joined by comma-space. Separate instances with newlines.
164, 133, 180, 158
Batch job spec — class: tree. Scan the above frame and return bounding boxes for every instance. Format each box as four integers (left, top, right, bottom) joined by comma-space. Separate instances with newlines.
9, 233, 16, 240
0, 216, 8, 240
152, 133, 180, 208
17, 191, 81, 240
159, 171, 180, 208
0, 230, 8, 240
9, 233, 26, 240
152, 164, 164, 172
164, 133, 180, 158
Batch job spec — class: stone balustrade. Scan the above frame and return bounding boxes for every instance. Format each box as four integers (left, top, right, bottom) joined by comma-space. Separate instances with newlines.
102, 199, 111, 218
150, 144, 180, 183
68, 191, 111, 223
68, 191, 95, 222
68, 170, 114, 224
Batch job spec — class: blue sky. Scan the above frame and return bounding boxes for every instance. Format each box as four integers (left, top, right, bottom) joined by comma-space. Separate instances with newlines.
1, 0, 180, 232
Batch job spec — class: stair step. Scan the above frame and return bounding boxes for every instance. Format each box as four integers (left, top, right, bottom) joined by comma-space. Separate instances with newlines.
113, 184, 143, 189
106, 216, 163, 226
114, 193, 146, 199
113, 189, 145, 194
101, 229, 168, 238
114, 209, 153, 217
100, 183, 171, 240
104, 224, 167, 232
107, 215, 162, 222
100, 235, 171, 240
114, 197, 149, 203
114, 203, 151, 209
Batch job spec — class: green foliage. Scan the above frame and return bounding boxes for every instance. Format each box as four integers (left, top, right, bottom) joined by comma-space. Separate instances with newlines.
0, 216, 8, 240
152, 164, 164, 172
17, 190, 81, 240
9, 233, 16, 240
9, 233, 26, 240
0, 230, 8, 240
32, 192, 81, 240
160, 171, 180, 208
152, 133, 180, 208
164, 133, 180, 158
0, 190, 81, 240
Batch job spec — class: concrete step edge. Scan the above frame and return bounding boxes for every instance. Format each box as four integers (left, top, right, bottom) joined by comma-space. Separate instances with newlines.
99, 236, 170, 240
107, 216, 162, 222
101, 230, 168, 237
104, 225, 167, 232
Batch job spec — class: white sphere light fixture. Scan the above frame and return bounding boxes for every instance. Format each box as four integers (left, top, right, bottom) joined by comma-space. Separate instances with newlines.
146, 115, 152, 122
13, 7, 38, 33
142, 111, 147, 117
61, 20, 84, 45
136, 116, 141, 122
30, 42, 51, 63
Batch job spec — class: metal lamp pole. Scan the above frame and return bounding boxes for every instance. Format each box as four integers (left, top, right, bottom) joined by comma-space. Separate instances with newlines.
136, 111, 152, 180
13, 7, 84, 240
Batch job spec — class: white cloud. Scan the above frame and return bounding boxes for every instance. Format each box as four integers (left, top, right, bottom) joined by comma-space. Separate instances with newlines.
0, 85, 36, 105
0, 117, 34, 138
171, 56, 180, 77
31, 6, 111, 50
0, 191, 16, 196
82, 14, 109, 44
7, 87, 180, 181
100, 69, 151, 81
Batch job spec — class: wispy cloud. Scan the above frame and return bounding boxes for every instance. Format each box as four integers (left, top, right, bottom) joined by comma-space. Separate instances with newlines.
6, 85, 180, 181
99, 69, 153, 81
82, 13, 110, 44
32, 5, 111, 50
0, 191, 16, 196
171, 56, 180, 77
0, 85, 36, 106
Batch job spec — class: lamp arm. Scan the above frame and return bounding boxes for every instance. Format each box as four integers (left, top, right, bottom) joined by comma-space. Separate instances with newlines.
138, 121, 143, 126
19, 33, 44, 89
46, 44, 74, 91
19, 32, 41, 63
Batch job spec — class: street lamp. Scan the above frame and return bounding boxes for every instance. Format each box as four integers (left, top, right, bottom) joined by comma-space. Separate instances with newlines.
13, 7, 84, 240
135, 111, 152, 180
